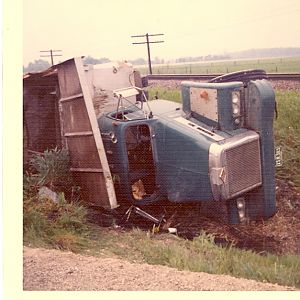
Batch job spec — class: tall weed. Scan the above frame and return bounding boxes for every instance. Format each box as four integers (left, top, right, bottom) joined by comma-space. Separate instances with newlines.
23, 193, 90, 251
23, 147, 88, 251
24, 147, 72, 192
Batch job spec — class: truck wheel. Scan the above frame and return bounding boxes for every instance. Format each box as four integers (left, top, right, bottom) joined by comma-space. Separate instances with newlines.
209, 69, 268, 85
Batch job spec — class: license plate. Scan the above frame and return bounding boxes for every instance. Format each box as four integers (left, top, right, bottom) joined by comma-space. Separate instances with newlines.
274, 146, 283, 167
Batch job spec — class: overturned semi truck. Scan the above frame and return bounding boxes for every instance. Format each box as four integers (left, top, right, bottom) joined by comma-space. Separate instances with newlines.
97, 72, 277, 224
26, 57, 278, 224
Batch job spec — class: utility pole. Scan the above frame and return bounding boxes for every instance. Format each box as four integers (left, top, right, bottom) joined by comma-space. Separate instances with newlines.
40, 49, 62, 66
131, 33, 164, 74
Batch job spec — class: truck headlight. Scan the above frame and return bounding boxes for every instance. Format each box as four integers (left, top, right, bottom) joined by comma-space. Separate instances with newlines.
236, 197, 246, 222
232, 91, 241, 120
233, 107, 239, 114
232, 92, 239, 104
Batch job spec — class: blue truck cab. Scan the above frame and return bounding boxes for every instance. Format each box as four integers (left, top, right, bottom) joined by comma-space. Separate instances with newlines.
97, 72, 276, 224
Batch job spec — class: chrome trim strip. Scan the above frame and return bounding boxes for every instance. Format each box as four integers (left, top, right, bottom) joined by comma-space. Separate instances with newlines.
174, 117, 224, 141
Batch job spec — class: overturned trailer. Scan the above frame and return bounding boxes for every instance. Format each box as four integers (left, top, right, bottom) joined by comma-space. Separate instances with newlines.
24, 57, 278, 224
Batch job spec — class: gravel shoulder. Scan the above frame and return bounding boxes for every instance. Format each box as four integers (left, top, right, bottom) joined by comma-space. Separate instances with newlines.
23, 246, 296, 291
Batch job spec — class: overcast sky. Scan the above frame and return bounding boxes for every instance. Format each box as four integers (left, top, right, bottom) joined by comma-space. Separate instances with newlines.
23, 0, 300, 66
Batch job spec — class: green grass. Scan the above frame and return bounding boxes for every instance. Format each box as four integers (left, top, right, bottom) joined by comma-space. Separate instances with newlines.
23, 193, 90, 252
148, 86, 181, 103
139, 56, 300, 75
24, 148, 90, 252
83, 227, 300, 288
274, 91, 300, 186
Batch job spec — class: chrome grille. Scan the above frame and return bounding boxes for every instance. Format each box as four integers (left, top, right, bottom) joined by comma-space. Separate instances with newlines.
225, 138, 262, 197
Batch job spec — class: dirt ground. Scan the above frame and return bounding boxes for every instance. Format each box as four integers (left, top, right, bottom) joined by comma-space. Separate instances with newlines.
23, 246, 296, 291
23, 179, 300, 291
86, 179, 300, 257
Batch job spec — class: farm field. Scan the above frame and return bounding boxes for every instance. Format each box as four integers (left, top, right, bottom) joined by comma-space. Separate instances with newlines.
138, 56, 300, 75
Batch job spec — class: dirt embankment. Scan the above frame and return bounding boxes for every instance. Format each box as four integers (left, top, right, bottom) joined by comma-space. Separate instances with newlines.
23, 246, 296, 291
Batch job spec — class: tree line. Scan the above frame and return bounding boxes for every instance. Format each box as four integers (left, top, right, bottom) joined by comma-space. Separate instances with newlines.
23, 47, 300, 73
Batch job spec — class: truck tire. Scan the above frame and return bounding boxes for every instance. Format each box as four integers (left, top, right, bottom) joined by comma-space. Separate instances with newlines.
209, 69, 268, 85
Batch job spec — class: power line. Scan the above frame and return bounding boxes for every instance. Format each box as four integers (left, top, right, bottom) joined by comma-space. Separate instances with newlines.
131, 33, 164, 74
166, 6, 300, 42
40, 49, 62, 66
